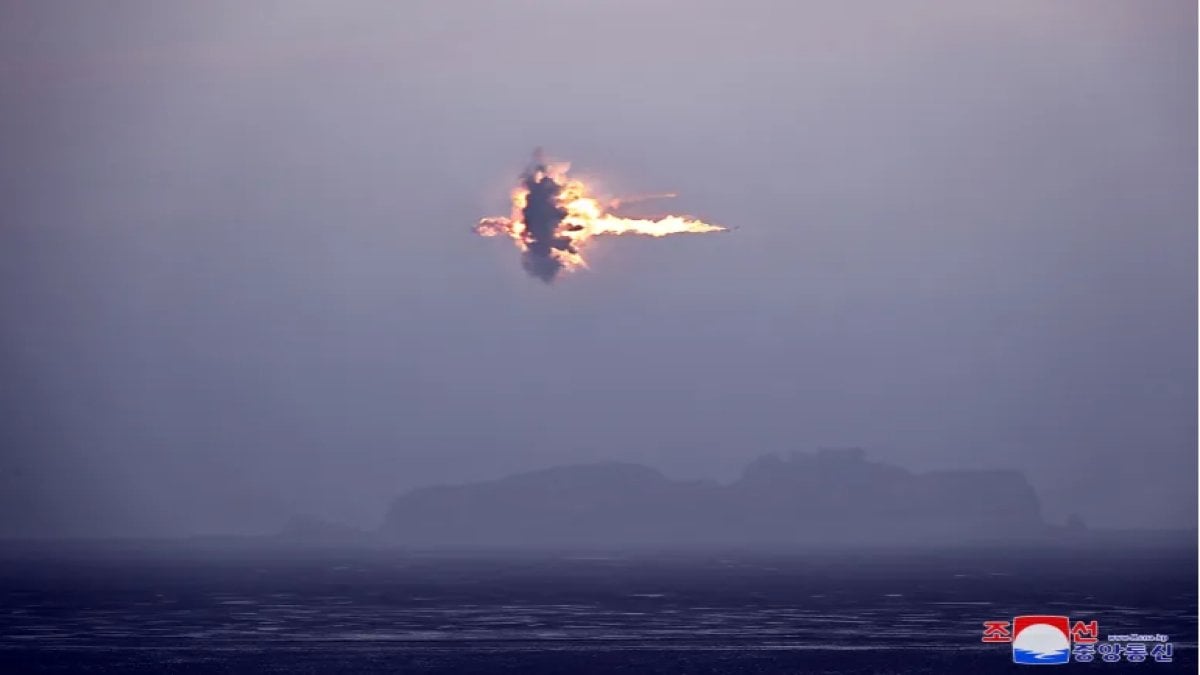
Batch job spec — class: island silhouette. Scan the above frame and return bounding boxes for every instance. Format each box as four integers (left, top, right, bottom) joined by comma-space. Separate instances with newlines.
379, 449, 1049, 547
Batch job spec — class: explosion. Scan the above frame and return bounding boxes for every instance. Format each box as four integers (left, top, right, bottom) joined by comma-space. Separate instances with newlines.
475, 151, 726, 281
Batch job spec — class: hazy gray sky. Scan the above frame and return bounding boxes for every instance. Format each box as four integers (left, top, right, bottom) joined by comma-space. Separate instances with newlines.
1, 1, 1195, 535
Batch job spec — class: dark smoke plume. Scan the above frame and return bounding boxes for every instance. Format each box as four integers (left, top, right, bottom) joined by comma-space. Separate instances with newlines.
519, 159, 578, 282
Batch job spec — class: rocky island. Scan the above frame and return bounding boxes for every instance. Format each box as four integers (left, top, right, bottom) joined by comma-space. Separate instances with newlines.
380, 449, 1047, 548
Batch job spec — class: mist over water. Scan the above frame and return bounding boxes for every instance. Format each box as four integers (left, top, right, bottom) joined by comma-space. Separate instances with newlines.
0, 0, 1194, 552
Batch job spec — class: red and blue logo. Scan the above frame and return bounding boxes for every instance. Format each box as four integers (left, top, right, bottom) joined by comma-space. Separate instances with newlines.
1011, 615, 1071, 665
983, 615, 1172, 665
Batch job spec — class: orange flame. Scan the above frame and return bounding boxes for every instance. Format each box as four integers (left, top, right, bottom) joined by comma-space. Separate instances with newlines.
475, 161, 725, 278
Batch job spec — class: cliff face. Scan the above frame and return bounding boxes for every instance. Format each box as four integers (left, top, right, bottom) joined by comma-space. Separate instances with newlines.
380, 450, 1047, 547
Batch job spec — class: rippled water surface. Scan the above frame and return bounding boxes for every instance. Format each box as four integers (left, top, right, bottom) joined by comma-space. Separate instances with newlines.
0, 542, 1194, 673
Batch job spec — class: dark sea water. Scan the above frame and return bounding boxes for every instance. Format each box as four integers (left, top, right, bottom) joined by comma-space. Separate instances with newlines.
0, 541, 1194, 673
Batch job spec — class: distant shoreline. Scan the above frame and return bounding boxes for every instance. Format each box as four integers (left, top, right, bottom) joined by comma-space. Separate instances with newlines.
0, 528, 1194, 556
